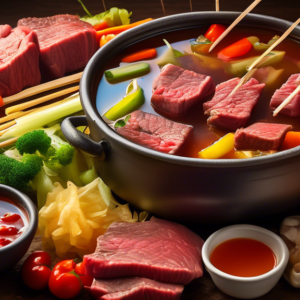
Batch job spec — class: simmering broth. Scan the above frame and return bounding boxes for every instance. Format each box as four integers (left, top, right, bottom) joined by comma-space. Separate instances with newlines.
96, 26, 300, 158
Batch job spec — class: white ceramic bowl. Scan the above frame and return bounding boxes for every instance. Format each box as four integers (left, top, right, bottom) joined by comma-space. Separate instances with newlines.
202, 224, 289, 299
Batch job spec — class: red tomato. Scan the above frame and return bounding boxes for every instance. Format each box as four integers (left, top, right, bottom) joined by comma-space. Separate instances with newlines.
0, 225, 18, 235
75, 262, 93, 287
0, 213, 21, 222
204, 24, 226, 42
0, 238, 11, 247
218, 37, 253, 60
49, 260, 82, 299
21, 251, 52, 290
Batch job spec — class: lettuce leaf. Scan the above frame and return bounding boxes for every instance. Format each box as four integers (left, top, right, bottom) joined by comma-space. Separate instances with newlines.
78, 0, 132, 27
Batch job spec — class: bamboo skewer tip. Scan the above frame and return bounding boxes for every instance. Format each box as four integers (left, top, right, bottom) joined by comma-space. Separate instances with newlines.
209, 0, 261, 52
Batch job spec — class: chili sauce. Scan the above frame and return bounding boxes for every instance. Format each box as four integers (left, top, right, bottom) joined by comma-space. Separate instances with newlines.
210, 238, 277, 277
0, 197, 26, 249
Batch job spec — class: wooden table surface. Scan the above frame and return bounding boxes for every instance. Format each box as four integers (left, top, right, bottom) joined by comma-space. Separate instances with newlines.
2, 0, 300, 299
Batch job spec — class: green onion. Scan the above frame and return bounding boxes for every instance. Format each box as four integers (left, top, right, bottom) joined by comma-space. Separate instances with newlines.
105, 63, 150, 83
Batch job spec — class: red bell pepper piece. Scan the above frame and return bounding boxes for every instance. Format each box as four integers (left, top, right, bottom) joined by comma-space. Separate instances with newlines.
204, 24, 226, 42
21, 251, 52, 290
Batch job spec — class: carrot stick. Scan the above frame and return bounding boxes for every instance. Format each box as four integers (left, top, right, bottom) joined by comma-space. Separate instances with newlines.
121, 48, 157, 62
94, 21, 109, 31
96, 18, 153, 40
281, 131, 300, 150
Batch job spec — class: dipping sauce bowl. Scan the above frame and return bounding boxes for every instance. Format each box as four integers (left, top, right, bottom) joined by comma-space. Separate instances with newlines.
0, 184, 38, 272
202, 224, 289, 299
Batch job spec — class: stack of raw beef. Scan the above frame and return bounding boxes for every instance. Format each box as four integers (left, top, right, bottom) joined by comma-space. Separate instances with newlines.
0, 15, 98, 97
83, 218, 204, 300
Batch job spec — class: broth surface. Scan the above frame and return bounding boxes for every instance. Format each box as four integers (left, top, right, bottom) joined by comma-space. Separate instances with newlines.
96, 26, 300, 158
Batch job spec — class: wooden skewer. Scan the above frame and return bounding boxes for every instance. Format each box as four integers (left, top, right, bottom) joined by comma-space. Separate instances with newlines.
248, 18, 300, 72
102, 0, 106, 11
228, 18, 300, 98
216, 0, 220, 12
160, 0, 166, 15
0, 137, 18, 148
5, 86, 79, 115
0, 121, 16, 132
209, 0, 261, 52
273, 85, 300, 116
189, 0, 193, 12
2, 71, 82, 106
228, 68, 258, 97
0, 110, 34, 124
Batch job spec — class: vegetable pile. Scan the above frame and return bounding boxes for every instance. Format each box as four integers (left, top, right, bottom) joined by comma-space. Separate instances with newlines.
0, 124, 97, 209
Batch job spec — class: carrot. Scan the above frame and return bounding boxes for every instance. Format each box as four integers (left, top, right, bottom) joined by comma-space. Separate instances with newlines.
281, 131, 300, 150
96, 18, 153, 40
121, 48, 157, 62
218, 37, 253, 60
94, 21, 109, 31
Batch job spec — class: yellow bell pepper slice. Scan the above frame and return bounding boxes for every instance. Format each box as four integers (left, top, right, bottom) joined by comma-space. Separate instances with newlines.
198, 133, 235, 159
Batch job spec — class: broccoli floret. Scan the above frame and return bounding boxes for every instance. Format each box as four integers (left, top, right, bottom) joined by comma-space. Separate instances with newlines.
16, 130, 51, 155
0, 154, 43, 191
56, 144, 74, 166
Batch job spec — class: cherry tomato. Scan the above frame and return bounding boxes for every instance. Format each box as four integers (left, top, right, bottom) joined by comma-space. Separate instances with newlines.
21, 251, 52, 290
218, 37, 253, 60
204, 24, 226, 42
0, 225, 18, 235
0, 213, 21, 222
0, 238, 11, 247
49, 259, 82, 299
75, 262, 93, 287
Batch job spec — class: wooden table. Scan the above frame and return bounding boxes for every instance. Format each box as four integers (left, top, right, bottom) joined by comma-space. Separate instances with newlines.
2, 0, 300, 299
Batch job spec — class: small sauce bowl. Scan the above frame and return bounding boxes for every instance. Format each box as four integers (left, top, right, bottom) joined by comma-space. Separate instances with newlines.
0, 184, 38, 272
202, 224, 289, 299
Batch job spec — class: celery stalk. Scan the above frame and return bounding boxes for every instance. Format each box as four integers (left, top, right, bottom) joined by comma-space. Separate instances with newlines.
0, 93, 82, 143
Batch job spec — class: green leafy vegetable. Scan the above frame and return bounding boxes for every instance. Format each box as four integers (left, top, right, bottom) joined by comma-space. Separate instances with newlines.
115, 115, 131, 128
156, 39, 183, 67
78, 0, 132, 27
254, 36, 280, 51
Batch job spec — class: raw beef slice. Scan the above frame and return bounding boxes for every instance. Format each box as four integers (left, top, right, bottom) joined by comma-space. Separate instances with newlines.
235, 122, 292, 151
151, 64, 215, 116
84, 218, 204, 285
91, 277, 184, 300
18, 15, 97, 79
204, 78, 265, 131
270, 74, 300, 117
115, 110, 193, 155
0, 25, 40, 97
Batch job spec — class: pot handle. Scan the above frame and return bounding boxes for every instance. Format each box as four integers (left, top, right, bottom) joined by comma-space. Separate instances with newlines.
61, 116, 110, 160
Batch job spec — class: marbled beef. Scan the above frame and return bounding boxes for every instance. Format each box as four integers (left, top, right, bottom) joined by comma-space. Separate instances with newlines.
270, 74, 300, 116
84, 218, 204, 285
18, 15, 97, 80
204, 78, 265, 131
235, 122, 292, 151
115, 110, 193, 155
151, 64, 215, 116
0, 25, 40, 97
91, 277, 184, 300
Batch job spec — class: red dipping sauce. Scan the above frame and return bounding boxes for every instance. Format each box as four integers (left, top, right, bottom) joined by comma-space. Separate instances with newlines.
210, 238, 277, 277
0, 197, 25, 249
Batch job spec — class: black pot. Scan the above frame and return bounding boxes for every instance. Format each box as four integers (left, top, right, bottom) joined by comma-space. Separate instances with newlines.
62, 12, 300, 223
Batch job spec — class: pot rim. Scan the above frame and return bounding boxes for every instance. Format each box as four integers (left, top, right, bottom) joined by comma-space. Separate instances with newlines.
81, 11, 300, 168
